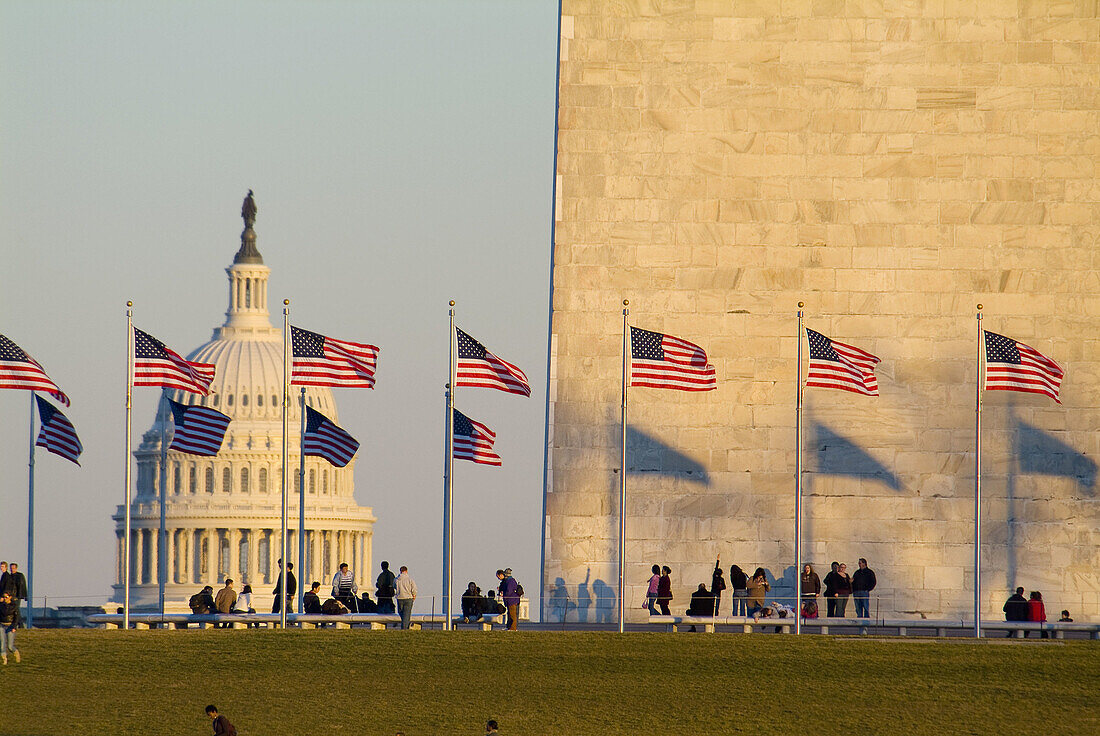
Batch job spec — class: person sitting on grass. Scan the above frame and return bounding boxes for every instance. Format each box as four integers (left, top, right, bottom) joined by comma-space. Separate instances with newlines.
205, 705, 236, 736
303, 582, 323, 614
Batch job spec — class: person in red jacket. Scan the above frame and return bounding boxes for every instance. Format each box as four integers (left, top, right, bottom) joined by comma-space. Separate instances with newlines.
1027, 591, 1048, 639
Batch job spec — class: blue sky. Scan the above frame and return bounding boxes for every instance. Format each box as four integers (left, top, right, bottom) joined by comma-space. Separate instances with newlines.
0, 0, 560, 610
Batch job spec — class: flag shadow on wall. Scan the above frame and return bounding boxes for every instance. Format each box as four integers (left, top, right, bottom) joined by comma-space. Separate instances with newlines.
1014, 420, 1097, 494
623, 426, 710, 485
807, 421, 902, 492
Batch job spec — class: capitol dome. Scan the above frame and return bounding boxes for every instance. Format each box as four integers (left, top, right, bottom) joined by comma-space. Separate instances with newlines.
113, 195, 376, 611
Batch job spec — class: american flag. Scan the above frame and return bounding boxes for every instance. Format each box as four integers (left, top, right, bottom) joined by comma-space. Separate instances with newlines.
35, 395, 82, 465
291, 326, 379, 389
805, 328, 880, 396
0, 334, 70, 406
984, 330, 1063, 403
455, 328, 530, 396
167, 398, 231, 456
303, 405, 359, 467
133, 328, 215, 395
629, 327, 717, 391
453, 408, 501, 466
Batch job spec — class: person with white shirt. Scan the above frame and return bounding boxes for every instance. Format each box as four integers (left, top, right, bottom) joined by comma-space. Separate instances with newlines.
332, 563, 359, 612
394, 566, 417, 629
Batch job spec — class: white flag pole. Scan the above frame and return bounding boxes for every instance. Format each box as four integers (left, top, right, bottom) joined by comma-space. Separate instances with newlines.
157, 394, 169, 615
280, 299, 290, 628
123, 301, 134, 629
26, 393, 36, 628
442, 301, 456, 631
618, 299, 629, 633
795, 302, 804, 636
298, 386, 307, 616
975, 304, 984, 638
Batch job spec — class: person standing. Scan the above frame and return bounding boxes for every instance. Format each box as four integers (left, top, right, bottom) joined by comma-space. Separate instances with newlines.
851, 558, 876, 618
271, 560, 296, 613
0, 562, 7, 595
747, 568, 770, 616
332, 562, 359, 613
205, 705, 236, 736
729, 564, 748, 616
0, 590, 20, 665
2, 563, 27, 605
376, 561, 396, 614
833, 563, 852, 616
823, 561, 841, 617
395, 565, 417, 629
645, 564, 661, 615
710, 558, 726, 616
656, 566, 673, 615
800, 564, 821, 617
497, 568, 521, 631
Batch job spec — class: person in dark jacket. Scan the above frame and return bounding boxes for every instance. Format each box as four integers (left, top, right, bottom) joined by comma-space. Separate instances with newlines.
497, 568, 521, 631
729, 564, 748, 616
205, 705, 236, 736
0, 590, 20, 665
823, 561, 841, 616
189, 586, 215, 614
461, 582, 483, 622
1002, 586, 1028, 637
480, 590, 505, 616
303, 582, 323, 614
710, 558, 726, 616
834, 563, 852, 616
271, 560, 296, 613
801, 564, 821, 616
656, 566, 673, 615
376, 561, 396, 614
1, 563, 27, 602
851, 558, 877, 618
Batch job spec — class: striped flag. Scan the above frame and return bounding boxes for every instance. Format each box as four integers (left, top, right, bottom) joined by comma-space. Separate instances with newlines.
0, 334, 70, 406
167, 398, 231, 456
453, 408, 501, 466
133, 328, 215, 395
629, 327, 717, 391
291, 326, 379, 389
35, 395, 82, 465
455, 328, 530, 396
984, 330, 1063, 403
303, 405, 359, 467
805, 328, 880, 396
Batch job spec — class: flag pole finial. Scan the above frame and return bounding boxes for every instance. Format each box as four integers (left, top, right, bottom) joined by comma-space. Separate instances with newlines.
623, 299, 629, 306
798, 301, 804, 308
127, 300, 133, 307
977, 303, 983, 310
449, 300, 455, 307
283, 299, 290, 306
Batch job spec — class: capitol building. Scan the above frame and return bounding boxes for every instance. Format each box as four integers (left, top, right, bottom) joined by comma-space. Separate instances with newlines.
112, 200, 375, 611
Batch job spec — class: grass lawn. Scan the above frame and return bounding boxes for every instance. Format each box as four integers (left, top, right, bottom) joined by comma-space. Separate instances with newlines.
3, 629, 1096, 735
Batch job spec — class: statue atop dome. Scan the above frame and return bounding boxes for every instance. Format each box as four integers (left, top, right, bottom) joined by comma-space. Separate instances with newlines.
242, 189, 257, 229
234, 190, 263, 264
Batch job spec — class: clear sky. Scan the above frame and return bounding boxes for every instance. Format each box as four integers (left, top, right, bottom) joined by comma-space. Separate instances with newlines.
0, 1, 559, 612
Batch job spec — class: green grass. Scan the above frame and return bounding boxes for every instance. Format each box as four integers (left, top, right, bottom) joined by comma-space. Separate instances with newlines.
4, 629, 1097, 735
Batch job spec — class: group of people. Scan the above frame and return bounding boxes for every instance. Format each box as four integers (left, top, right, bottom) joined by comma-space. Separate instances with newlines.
459, 568, 523, 630
646, 556, 880, 620
1002, 587, 1071, 637
0, 561, 27, 665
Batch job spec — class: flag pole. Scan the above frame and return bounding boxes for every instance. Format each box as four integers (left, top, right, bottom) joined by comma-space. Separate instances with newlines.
124, 301, 134, 630
280, 299, 290, 628
443, 301, 456, 631
795, 302, 804, 636
158, 394, 168, 615
618, 299, 629, 634
27, 393, 36, 628
975, 304, 984, 638
298, 386, 307, 617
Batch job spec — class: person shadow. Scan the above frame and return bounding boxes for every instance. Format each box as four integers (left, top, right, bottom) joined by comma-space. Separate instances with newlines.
576, 568, 592, 623
548, 577, 574, 623
593, 578, 617, 624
